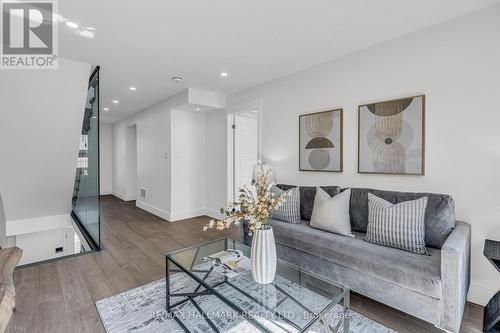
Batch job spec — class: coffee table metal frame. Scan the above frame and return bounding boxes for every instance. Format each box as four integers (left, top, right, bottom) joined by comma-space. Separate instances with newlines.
166, 238, 350, 333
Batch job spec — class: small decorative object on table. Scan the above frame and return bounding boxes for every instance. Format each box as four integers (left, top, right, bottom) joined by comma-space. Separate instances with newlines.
202, 249, 244, 278
203, 169, 288, 284
484, 239, 500, 333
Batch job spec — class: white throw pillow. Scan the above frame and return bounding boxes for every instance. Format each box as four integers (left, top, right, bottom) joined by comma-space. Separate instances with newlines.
310, 188, 354, 237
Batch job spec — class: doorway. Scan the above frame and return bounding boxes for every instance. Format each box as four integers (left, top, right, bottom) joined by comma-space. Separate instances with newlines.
229, 109, 260, 201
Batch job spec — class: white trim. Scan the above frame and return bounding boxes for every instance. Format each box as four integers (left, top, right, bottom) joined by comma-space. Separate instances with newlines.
170, 208, 206, 222
226, 114, 234, 203
6, 214, 72, 236
112, 190, 127, 201
468, 283, 498, 306
113, 191, 136, 202
135, 200, 171, 221
203, 208, 225, 220
226, 98, 263, 203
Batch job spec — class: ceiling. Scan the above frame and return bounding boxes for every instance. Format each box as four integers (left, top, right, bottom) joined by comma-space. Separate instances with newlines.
58, 0, 500, 123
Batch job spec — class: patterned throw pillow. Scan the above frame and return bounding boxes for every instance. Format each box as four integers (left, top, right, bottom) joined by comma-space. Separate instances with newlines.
271, 186, 301, 224
364, 193, 429, 255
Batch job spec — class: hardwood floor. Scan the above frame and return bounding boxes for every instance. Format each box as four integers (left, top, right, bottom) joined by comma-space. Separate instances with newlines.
7, 196, 483, 332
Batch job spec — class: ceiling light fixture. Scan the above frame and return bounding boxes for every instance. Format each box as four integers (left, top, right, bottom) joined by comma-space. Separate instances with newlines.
103, 107, 109, 111
77, 30, 95, 39
172, 76, 184, 83
195, 108, 201, 111
65, 21, 79, 29
112, 100, 119, 104
129, 86, 137, 91
220, 72, 228, 77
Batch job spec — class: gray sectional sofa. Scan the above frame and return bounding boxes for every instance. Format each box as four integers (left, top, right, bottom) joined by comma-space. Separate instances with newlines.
243, 185, 471, 332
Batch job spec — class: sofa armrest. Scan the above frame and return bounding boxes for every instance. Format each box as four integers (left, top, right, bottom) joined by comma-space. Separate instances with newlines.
440, 221, 471, 332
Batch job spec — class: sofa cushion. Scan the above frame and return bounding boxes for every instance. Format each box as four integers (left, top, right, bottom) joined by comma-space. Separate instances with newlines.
310, 188, 354, 237
277, 185, 342, 221
365, 193, 428, 255
271, 185, 301, 224
269, 219, 442, 299
350, 188, 455, 249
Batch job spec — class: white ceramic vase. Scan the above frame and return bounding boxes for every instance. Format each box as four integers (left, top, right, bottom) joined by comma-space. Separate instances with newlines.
250, 224, 277, 284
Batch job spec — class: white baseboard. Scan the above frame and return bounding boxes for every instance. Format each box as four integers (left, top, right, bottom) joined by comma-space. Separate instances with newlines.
136, 200, 171, 221
203, 208, 225, 220
468, 283, 498, 306
112, 191, 136, 202
112, 191, 127, 201
170, 208, 206, 222
131, 203, 224, 223
126, 194, 137, 201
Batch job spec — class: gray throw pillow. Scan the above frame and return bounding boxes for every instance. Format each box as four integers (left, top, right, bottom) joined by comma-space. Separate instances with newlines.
364, 193, 429, 255
271, 186, 301, 224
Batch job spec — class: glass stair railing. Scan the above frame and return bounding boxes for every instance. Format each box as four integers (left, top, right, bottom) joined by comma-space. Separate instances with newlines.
70, 66, 101, 251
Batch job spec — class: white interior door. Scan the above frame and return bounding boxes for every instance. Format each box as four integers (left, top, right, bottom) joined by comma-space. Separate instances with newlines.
233, 111, 258, 198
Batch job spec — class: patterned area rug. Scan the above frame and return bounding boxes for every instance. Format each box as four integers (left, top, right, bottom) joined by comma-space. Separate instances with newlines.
96, 271, 398, 333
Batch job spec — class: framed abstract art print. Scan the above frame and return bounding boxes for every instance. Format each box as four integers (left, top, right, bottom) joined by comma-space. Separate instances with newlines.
358, 95, 425, 175
299, 109, 343, 172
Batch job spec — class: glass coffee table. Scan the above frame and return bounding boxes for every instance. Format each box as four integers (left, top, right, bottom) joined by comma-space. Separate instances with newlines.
166, 238, 350, 333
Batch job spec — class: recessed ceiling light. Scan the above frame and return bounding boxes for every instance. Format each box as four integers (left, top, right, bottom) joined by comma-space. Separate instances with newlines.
195, 108, 201, 111
220, 72, 228, 77
65, 21, 79, 29
112, 100, 119, 104
77, 30, 95, 39
129, 86, 136, 91
172, 76, 184, 83
103, 107, 109, 111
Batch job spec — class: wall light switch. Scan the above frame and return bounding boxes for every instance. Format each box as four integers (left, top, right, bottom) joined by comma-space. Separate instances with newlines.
164, 152, 169, 159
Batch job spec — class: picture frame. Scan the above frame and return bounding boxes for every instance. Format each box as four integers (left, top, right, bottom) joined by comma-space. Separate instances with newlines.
299, 109, 343, 172
358, 95, 425, 175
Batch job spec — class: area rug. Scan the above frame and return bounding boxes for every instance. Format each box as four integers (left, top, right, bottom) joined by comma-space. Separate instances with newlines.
96, 270, 397, 333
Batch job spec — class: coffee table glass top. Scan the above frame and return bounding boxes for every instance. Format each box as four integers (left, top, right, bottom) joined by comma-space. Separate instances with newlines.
166, 238, 350, 333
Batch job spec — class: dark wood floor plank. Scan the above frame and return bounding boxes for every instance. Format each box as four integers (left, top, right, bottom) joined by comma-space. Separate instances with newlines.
37, 262, 63, 305
57, 257, 94, 313
66, 305, 105, 333
37, 299, 69, 333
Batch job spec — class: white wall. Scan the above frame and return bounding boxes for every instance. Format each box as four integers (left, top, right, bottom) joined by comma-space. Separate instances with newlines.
8, 215, 77, 265
100, 123, 113, 195
170, 110, 206, 220
0, 58, 91, 221
225, 5, 500, 305
205, 110, 228, 218
112, 89, 227, 221
0, 57, 90, 264
125, 125, 138, 200
112, 91, 188, 218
